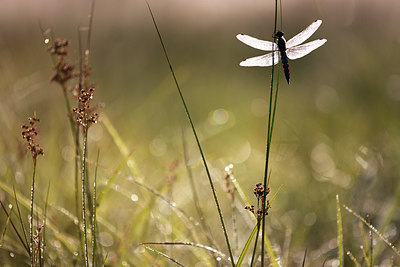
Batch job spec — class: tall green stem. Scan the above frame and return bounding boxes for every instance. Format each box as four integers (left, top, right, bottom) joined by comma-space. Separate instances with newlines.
146, 3, 235, 266
81, 129, 89, 267
29, 162, 36, 266
261, 0, 279, 266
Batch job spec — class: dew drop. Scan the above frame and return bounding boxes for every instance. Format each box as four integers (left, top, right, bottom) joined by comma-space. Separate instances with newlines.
130, 194, 138, 202
216, 257, 221, 262
53, 240, 61, 249
73, 251, 79, 257
8, 204, 13, 209
10, 252, 15, 258
99, 232, 114, 247
44, 38, 49, 44
212, 108, 229, 125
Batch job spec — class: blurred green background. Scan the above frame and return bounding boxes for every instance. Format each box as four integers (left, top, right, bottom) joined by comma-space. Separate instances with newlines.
1, 0, 400, 265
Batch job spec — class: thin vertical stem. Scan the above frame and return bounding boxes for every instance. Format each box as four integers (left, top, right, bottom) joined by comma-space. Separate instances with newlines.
42, 182, 50, 266
81, 129, 89, 267
92, 150, 99, 267
250, 220, 261, 267
30, 162, 36, 266
146, 3, 235, 265
261, 0, 278, 266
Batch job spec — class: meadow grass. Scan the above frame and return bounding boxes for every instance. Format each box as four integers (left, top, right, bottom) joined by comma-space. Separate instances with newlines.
1, 0, 400, 266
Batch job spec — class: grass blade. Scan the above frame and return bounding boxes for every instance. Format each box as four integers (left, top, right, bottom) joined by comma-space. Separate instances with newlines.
146, 2, 234, 265
301, 248, 307, 267
13, 185, 29, 249
336, 195, 344, 267
41, 181, 51, 266
343, 204, 400, 257
0, 200, 29, 254
101, 113, 144, 182
140, 242, 226, 258
0, 205, 13, 246
92, 150, 99, 267
346, 250, 361, 267
236, 223, 258, 266
143, 245, 186, 267
97, 148, 134, 206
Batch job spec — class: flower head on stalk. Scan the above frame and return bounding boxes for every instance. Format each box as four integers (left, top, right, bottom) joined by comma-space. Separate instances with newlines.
21, 114, 44, 165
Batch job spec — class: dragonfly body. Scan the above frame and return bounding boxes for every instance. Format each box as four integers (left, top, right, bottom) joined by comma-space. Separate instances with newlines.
275, 31, 290, 83
237, 20, 327, 84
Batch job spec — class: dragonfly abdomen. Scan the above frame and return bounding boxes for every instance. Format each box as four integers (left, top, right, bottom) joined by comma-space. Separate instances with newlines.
276, 33, 290, 84
280, 51, 290, 84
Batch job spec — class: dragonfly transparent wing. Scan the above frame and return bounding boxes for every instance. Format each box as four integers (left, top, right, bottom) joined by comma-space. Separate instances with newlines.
236, 34, 277, 51
239, 51, 280, 67
286, 20, 322, 48
286, 39, 327, 60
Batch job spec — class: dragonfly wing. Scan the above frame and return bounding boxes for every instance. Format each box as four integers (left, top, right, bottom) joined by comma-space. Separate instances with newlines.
286, 20, 322, 48
239, 51, 280, 67
286, 39, 327, 60
236, 34, 277, 51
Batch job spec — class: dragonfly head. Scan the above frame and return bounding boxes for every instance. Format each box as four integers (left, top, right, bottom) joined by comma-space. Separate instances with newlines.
275, 31, 284, 38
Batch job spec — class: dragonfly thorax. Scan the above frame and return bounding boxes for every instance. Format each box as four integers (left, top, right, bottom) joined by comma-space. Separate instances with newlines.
275, 31, 287, 52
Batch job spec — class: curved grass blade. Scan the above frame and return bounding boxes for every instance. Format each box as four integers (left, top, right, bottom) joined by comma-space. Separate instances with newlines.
101, 114, 144, 182
13, 185, 29, 248
0, 205, 13, 246
97, 148, 134, 206
0, 200, 29, 254
144, 245, 186, 267
0, 181, 82, 253
343, 204, 400, 257
140, 242, 226, 258
236, 223, 258, 266
146, 3, 234, 265
372, 183, 400, 260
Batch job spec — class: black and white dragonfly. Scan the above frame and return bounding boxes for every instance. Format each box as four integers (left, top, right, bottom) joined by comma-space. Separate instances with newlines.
237, 19, 327, 84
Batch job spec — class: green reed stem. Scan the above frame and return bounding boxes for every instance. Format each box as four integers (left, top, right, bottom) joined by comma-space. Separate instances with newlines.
92, 150, 99, 267
250, 220, 261, 267
261, 0, 279, 266
42, 181, 50, 266
81, 129, 89, 267
29, 161, 36, 266
146, 2, 235, 266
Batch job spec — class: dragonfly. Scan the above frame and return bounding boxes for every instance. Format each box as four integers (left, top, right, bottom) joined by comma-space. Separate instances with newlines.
237, 19, 327, 84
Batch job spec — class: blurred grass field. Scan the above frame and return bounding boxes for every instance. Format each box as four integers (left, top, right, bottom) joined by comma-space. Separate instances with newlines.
1, 0, 400, 265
